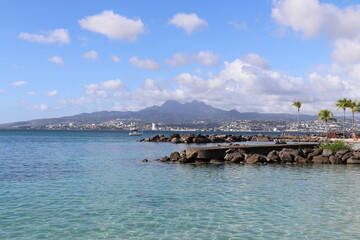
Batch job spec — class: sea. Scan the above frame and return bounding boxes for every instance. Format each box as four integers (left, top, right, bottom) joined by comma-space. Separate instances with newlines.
1, 130, 360, 239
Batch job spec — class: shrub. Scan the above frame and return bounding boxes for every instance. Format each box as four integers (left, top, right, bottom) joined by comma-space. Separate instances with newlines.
318, 140, 352, 152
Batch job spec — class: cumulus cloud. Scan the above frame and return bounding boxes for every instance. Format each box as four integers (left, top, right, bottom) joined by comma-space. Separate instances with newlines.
27, 91, 37, 95
241, 53, 269, 68
85, 79, 126, 98
228, 21, 247, 30
48, 56, 64, 66
12, 81, 27, 86
47, 90, 58, 96
31, 104, 49, 111
78, 10, 145, 42
82, 50, 98, 60
166, 50, 220, 67
112, 55, 121, 63
129, 56, 161, 70
169, 13, 207, 34
272, 0, 360, 39
18, 28, 70, 44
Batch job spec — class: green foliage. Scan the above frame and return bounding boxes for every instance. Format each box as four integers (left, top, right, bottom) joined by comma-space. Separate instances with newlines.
318, 140, 352, 152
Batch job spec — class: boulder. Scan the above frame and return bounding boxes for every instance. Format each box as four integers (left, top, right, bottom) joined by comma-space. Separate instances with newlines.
171, 138, 181, 143
347, 157, 360, 164
279, 151, 293, 163
322, 149, 333, 157
312, 155, 330, 164
267, 150, 279, 162
313, 149, 323, 156
295, 155, 310, 163
245, 154, 268, 164
185, 150, 198, 160
210, 159, 224, 164
224, 152, 245, 163
169, 133, 180, 139
352, 151, 360, 159
170, 152, 180, 161
341, 152, 353, 163
329, 155, 342, 164
161, 156, 170, 162
180, 133, 195, 143
335, 149, 350, 159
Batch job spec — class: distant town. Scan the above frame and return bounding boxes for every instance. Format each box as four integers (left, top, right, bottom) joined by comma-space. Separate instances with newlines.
9, 119, 359, 133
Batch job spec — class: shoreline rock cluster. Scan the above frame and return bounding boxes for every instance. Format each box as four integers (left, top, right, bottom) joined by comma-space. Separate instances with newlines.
157, 147, 360, 165
141, 133, 324, 144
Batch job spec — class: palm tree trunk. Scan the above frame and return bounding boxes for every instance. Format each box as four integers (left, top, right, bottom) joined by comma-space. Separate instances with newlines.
352, 111, 355, 135
326, 120, 328, 139
343, 109, 346, 138
297, 109, 300, 136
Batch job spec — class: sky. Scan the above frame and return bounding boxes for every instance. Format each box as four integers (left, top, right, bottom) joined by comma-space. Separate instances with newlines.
1, 0, 360, 123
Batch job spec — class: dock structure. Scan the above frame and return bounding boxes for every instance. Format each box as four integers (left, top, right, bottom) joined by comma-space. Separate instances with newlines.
186, 143, 319, 161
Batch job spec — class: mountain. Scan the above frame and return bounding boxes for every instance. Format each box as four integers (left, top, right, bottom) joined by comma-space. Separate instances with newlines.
0, 100, 317, 129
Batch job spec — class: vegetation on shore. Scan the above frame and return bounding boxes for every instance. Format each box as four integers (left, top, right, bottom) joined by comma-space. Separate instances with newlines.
318, 140, 352, 152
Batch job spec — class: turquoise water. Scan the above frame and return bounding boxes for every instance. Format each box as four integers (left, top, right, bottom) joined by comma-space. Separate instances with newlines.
1, 130, 360, 239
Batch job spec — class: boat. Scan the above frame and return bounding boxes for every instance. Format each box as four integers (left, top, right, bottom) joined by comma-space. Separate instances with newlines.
128, 129, 143, 136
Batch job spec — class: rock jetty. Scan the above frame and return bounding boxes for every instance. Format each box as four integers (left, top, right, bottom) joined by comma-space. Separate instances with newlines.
141, 133, 324, 144
156, 143, 360, 165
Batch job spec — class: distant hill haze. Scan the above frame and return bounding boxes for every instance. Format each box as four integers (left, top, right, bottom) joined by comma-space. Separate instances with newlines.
0, 100, 318, 128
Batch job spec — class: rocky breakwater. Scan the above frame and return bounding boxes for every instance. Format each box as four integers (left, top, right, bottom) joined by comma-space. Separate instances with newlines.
140, 133, 248, 144
157, 144, 360, 165
141, 133, 324, 144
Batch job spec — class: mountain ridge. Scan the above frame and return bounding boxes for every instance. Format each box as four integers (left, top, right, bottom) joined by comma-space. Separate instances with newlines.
0, 100, 318, 129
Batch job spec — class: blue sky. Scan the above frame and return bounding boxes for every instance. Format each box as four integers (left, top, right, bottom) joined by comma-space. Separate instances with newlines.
1, 0, 360, 123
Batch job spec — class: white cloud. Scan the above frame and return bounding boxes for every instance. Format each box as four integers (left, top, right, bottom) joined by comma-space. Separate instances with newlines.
18, 28, 70, 44
78, 10, 145, 42
169, 13, 207, 34
12, 81, 27, 86
129, 56, 161, 70
166, 50, 220, 67
101, 79, 125, 90
272, 0, 360, 39
47, 90, 58, 96
0, 89, 5, 94
85, 79, 126, 98
27, 91, 37, 95
241, 53, 269, 68
48, 56, 64, 66
165, 52, 192, 67
112, 55, 121, 63
331, 37, 360, 63
194, 50, 220, 67
31, 104, 49, 111
228, 21, 247, 30
82, 50, 98, 60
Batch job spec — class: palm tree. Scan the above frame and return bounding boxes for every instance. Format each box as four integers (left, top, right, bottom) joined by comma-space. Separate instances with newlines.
318, 109, 337, 139
335, 98, 351, 138
292, 101, 302, 136
348, 99, 360, 135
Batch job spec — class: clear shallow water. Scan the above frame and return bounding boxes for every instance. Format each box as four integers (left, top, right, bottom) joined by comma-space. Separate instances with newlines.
1, 130, 360, 239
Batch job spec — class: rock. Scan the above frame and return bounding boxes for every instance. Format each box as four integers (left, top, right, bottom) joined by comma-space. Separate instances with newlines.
347, 157, 360, 164
169, 133, 180, 139
142, 159, 148, 162
341, 152, 353, 163
301, 148, 313, 157
185, 150, 198, 160
279, 151, 293, 163
224, 152, 245, 163
180, 149, 186, 158
274, 139, 287, 144
313, 149, 323, 156
352, 151, 360, 159
161, 156, 170, 162
329, 155, 342, 164
267, 150, 279, 162
312, 155, 330, 164
171, 138, 181, 143
322, 149, 333, 157
245, 154, 267, 164
170, 152, 180, 161
295, 155, 310, 163
179, 157, 194, 164
335, 149, 350, 158
180, 133, 194, 143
